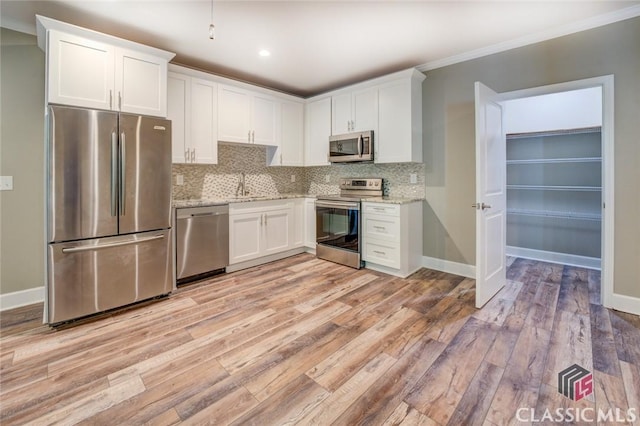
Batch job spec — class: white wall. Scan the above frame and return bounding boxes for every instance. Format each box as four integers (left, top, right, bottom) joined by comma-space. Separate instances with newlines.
504, 87, 602, 133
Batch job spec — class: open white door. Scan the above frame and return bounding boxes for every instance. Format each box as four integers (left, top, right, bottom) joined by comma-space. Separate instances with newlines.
474, 82, 506, 308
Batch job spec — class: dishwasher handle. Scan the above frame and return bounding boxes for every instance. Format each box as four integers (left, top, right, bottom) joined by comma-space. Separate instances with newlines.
176, 205, 229, 220
190, 212, 227, 217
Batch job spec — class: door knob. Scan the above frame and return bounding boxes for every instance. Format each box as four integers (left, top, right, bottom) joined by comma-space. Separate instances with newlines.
472, 202, 492, 210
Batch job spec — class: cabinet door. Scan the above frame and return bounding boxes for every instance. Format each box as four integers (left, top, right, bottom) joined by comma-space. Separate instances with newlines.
304, 198, 316, 248
190, 78, 217, 164
304, 97, 331, 166
252, 94, 278, 146
280, 101, 304, 166
229, 212, 262, 264
218, 85, 251, 143
377, 80, 420, 163
292, 199, 304, 247
331, 93, 352, 135
352, 87, 378, 133
47, 30, 115, 111
263, 209, 291, 255
116, 47, 168, 117
167, 73, 190, 163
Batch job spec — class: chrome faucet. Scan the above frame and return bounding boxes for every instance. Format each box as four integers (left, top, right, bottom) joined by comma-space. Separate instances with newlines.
236, 172, 249, 196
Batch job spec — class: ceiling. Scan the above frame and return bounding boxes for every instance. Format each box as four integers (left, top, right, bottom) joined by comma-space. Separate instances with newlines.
2, 1, 639, 97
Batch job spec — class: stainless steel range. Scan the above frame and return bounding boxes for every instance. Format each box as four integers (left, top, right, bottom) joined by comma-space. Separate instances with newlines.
315, 178, 383, 268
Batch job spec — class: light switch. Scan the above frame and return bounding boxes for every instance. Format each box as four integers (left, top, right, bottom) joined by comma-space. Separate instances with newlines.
0, 176, 13, 191
291, 174, 296, 183
176, 174, 184, 186
325, 175, 330, 183
410, 173, 417, 184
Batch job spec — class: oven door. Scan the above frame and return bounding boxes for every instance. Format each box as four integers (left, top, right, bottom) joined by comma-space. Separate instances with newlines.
315, 200, 360, 252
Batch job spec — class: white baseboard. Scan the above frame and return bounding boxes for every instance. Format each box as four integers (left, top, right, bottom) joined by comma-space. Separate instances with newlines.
422, 256, 476, 279
506, 246, 601, 270
0, 286, 45, 311
607, 293, 640, 316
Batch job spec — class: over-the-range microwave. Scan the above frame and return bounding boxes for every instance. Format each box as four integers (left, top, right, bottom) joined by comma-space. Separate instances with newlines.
328, 130, 374, 163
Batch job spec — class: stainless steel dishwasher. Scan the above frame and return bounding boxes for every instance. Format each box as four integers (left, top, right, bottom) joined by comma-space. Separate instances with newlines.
176, 205, 229, 284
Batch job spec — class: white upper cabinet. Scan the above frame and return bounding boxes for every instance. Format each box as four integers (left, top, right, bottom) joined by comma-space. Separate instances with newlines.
252, 93, 278, 145
327, 69, 424, 163
38, 16, 174, 117
115, 47, 168, 117
167, 69, 217, 164
217, 85, 251, 143
167, 73, 190, 163
46, 30, 115, 111
377, 71, 424, 163
269, 100, 304, 166
218, 85, 277, 146
190, 78, 218, 164
305, 96, 332, 166
331, 87, 378, 135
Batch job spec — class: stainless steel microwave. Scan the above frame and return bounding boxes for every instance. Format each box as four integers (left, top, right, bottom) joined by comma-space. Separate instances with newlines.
328, 130, 374, 163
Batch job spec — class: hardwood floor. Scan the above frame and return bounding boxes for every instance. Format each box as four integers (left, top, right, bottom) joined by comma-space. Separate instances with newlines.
1, 255, 639, 425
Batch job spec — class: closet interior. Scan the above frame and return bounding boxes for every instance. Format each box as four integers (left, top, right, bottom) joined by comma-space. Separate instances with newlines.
504, 87, 603, 269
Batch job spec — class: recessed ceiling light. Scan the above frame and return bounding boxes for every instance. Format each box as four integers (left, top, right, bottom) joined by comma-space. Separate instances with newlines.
259, 49, 271, 57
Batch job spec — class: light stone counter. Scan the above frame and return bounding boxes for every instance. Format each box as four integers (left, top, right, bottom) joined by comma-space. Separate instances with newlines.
173, 193, 315, 208
362, 196, 424, 205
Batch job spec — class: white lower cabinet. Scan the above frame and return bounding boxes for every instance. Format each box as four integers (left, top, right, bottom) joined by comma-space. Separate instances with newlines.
229, 200, 297, 265
362, 201, 423, 278
228, 212, 263, 264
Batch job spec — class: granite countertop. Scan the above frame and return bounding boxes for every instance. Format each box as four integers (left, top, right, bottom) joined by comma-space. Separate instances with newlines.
363, 196, 425, 205
173, 193, 315, 208
174, 194, 424, 208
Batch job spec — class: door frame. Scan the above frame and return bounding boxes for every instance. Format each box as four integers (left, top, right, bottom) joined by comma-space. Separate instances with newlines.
494, 75, 614, 308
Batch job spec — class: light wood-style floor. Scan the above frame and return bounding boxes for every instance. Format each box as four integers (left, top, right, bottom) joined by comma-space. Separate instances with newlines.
1, 254, 639, 425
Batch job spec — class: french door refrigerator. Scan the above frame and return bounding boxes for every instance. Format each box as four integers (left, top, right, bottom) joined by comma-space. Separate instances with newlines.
47, 105, 173, 324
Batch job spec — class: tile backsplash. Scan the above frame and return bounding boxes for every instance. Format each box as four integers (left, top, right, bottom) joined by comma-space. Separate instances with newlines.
173, 144, 425, 200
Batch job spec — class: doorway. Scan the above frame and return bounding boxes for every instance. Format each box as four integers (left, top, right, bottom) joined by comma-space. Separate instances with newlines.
474, 75, 614, 309
503, 87, 603, 270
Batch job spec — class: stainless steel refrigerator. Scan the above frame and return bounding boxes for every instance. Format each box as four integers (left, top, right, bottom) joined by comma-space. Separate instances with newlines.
46, 105, 173, 324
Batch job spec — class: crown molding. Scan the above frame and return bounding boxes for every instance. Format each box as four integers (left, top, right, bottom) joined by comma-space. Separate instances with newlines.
417, 4, 640, 72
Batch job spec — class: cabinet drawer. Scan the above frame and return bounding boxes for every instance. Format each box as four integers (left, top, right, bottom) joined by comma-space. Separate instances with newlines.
363, 203, 400, 217
363, 215, 399, 242
363, 239, 400, 269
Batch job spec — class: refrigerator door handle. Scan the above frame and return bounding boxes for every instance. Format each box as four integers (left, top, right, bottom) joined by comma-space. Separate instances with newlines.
111, 132, 118, 216
120, 131, 126, 216
61, 234, 165, 253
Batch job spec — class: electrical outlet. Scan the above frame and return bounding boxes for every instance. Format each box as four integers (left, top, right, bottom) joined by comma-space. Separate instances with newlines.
291, 174, 296, 183
410, 173, 417, 184
0, 176, 13, 191
176, 174, 184, 186
325, 175, 330, 183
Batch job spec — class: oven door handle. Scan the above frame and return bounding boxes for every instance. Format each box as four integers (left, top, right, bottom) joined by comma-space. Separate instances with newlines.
315, 200, 360, 210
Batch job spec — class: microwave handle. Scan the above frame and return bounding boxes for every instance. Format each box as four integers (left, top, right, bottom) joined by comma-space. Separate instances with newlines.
358, 134, 363, 158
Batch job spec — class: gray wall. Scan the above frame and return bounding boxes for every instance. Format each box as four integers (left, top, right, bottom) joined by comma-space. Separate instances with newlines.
0, 28, 45, 294
422, 17, 640, 298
